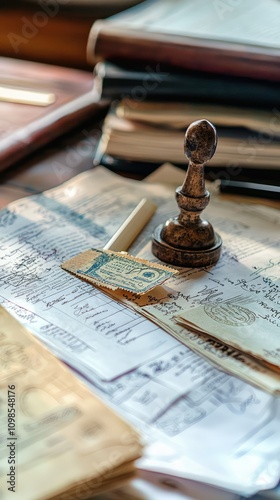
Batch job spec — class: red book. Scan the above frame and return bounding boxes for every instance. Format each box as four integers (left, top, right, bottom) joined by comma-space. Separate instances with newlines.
0, 58, 101, 173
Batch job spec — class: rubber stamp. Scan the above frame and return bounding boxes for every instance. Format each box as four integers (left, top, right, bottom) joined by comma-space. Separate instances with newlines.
152, 119, 222, 267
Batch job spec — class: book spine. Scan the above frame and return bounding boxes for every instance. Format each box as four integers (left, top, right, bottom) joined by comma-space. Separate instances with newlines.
87, 22, 280, 82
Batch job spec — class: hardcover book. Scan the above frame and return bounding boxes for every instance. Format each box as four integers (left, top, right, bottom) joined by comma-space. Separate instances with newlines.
0, 57, 102, 174
87, 0, 280, 81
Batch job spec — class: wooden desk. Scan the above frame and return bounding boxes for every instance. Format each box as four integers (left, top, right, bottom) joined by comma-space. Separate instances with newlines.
0, 114, 104, 208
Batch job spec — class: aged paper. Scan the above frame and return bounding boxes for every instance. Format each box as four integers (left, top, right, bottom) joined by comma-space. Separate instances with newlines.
177, 272, 280, 369
81, 346, 280, 497
0, 166, 280, 495
124, 168, 280, 392
96, 167, 280, 395
108, 284, 280, 396
174, 239, 280, 367
0, 306, 141, 500
0, 169, 179, 380
62, 248, 177, 294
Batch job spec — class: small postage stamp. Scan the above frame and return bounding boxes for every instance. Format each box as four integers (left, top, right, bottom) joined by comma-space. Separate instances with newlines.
61, 248, 177, 294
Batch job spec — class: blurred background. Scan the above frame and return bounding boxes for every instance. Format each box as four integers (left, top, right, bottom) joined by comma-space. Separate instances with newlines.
0, 0, 144, 68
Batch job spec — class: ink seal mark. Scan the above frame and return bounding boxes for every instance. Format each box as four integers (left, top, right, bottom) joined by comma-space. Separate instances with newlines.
77, 250, 175, 294
204, 302, 256, 327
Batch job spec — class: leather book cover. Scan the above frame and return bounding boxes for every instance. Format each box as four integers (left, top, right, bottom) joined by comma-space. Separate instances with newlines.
87, 0, 280, 82
0, 57, 102, 174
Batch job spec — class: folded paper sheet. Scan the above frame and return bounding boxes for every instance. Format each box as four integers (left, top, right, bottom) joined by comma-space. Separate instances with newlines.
176, 262, 280, 369
0, 306, 142, 500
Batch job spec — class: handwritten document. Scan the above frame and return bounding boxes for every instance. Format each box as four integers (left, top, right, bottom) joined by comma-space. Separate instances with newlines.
0, 166, 280, 496
115, 171, 280, 395
0, 306, 141, 500
0, 170, 178, 380
176, 248, 280, 366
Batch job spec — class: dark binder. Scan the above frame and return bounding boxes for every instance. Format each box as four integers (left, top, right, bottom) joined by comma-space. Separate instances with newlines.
94, 61, 280, 108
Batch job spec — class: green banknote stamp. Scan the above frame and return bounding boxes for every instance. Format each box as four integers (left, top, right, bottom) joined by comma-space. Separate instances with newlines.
62, 248, 177, 294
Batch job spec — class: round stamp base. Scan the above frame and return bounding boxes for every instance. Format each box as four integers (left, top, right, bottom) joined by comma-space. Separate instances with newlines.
152, 225, 222, 268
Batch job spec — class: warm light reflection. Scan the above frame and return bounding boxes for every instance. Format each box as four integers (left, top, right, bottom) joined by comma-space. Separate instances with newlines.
0, 85, 55, 106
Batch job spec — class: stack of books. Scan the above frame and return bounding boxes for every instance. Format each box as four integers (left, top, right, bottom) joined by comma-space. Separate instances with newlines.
86, 0, 280, 186
93, 99, 280, 179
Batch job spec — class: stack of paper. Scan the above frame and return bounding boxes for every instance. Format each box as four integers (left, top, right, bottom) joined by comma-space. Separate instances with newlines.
62, 165, 280, 395
0, 166, 279, 498
96, 103, 280, 168
0, 306, 142, 500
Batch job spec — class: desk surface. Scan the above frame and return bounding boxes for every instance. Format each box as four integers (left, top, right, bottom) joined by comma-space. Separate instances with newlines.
0, 115, 102, 209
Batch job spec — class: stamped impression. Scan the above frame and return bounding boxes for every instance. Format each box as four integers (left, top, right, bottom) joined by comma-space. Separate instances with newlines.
204, 302, 256, 327
62, 249, 177, 294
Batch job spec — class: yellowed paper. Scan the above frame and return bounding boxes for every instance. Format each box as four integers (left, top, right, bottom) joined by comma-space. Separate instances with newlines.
177, 297, 280, 369
106, 284, 280, 396
0, 306, 142, 500
100, 164, 280, 395
0, 163, 280, 495
62, 248, 177, 295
